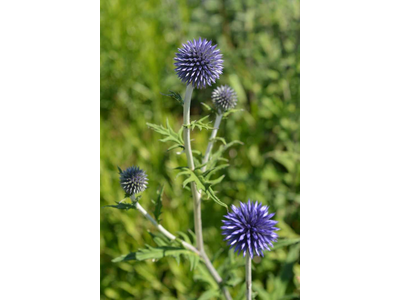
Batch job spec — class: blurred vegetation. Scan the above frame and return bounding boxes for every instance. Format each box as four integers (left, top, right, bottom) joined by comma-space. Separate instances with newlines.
100, 0, 299, 299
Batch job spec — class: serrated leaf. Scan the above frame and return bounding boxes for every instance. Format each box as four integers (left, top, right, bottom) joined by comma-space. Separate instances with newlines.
188, 229, 197, 245
167, 144, 182, 151
201, 102, 214, 112
187, 252, 200, 271
177, 231, 192, 244
152, 185, 164, 223
203, 164, 230, 180
223, 108, 244, 118
198, 290, 220, 300
192, 150, 202, 156
149, 234, 171, 247
211, 137, 227, 145
103, 201, 136, 211
184, 116, 214, 131
147, 120, 184, 151
176, 168, 227, 208
206, 175, 225, 187
194, 264, 219, 289
112, 245, 196, 262
204, 140, 243, 170
161, 90, 184, 106
193, 156, 202, 168
272, 238, 300, 250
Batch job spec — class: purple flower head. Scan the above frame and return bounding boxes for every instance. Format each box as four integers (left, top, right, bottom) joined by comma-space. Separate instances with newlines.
221, 200, 279, 259
212, 85, 238, 112
119, 166, 148, 196
174, 38, 223, 89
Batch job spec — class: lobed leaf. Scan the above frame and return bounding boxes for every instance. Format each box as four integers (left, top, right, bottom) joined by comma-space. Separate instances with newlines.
152, 185, 164, 223
103, 201, 136, 211
146, 120, 184, 151
161, 90, 184, 106
271, 238, 300, 250
222, 108, 244, 118
176, 167, 227, 208
184, 115, 214, 131
112, 245, 195, 262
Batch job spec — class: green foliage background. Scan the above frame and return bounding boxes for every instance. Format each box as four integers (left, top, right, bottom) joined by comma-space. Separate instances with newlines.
100, 0, 300, 299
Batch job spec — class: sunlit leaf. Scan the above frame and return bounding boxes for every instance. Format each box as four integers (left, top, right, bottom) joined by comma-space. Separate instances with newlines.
147, 120, 184, 151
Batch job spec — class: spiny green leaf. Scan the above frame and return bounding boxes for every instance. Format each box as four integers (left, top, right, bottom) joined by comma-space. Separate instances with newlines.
184, 116, 214, 131
177, 231, 192, 244
203, 164, 230, 180
112, 245, 195, 262
272, 238, 300, 250
188, 229, 197, 245
152, 185, 164, 223
176, 167, 227, 208
201, 102, 214, 112
223, 108, 244, 118
211, 136, 227, 145
161, 90, 184, 106
198, 290, 220, 300
206, 175, 225, 187
146, 120, 184, 151
192, 150, 202, 156
187, 252, 200, 271
103, 201, 136, 211
205, 140, 243, 170
148, 232, 172, 247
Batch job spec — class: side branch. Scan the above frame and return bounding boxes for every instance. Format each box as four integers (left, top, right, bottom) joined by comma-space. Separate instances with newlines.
201, 113, 223, 172
133, 198, 199, 255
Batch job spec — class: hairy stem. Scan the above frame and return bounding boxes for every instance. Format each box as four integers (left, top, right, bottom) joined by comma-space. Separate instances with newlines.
132, 196, 200, 255
201, 113, 223, 173
182, 84, 232, 300
246, 253, 252, 300
183, 84, 204, 252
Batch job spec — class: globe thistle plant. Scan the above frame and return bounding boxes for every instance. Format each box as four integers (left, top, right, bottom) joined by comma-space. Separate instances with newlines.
221, 200, 279, 259
174, 38, 223, 89
119, 166, 148, 196
211, 85, 238, 112
106, 36, 295, 300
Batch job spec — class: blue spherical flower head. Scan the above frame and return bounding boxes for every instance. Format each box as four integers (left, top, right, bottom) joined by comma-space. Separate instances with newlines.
174, 38, 223, 89
212, 85, 238, 112
119, 166, 148, 196
222, 200, 279, 259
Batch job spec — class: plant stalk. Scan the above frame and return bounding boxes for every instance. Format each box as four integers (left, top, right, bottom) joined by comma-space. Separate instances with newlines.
246, 253, 252, 300
182, 84, 204, 252
182, 84, 232, 300
132, 195, 200, 255
201, 113, 223, 172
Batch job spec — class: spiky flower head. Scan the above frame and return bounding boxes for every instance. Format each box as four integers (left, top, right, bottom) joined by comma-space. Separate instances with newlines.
119, 166, 148, 196
174, 38, 223, 89
221, 200, 279, 259
211, 85, 238, 112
